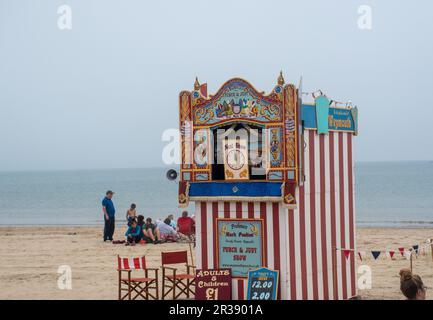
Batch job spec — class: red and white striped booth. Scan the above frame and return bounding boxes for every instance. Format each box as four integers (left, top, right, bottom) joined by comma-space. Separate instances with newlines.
178, 74, 358, 300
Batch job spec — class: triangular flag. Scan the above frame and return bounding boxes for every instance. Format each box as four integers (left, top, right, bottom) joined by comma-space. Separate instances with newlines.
342, 250, 351, 260
412, 245, 419, 255
389, 250, 395, 259
357, 251, 363, 261
371, 251, 381, 260
404, 251, 412, 260
398, 247, 405, 256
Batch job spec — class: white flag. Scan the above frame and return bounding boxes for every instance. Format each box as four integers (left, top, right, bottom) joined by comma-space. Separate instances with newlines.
404, 251, 412, 260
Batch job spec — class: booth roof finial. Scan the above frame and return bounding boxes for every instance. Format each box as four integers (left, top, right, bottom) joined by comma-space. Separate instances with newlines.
278, 70, 285, 85
194, 77, 200, 90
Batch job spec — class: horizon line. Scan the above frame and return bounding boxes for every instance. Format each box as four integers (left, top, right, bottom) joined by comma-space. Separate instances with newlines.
0, 159, 432, 174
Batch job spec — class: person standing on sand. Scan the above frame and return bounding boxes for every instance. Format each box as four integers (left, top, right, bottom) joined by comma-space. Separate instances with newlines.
102, 190, 116, 242
126, 203, 136, 225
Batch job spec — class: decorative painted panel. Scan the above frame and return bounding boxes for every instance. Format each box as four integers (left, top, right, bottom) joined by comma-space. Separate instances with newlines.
268, 127, 283, 168
194, 129, 210, 169
193, 79, 282, 126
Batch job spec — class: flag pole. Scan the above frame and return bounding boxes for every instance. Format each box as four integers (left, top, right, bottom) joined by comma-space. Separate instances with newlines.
410, 250, 413, 273
430, 239, 433, 262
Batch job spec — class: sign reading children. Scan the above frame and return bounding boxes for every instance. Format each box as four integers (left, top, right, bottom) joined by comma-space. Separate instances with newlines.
216, 219, 264, 278
195, 269, 232, 300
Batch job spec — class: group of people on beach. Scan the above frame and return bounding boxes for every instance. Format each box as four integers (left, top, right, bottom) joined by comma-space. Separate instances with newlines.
101, 190, 195, 245
124, 205, 195, 245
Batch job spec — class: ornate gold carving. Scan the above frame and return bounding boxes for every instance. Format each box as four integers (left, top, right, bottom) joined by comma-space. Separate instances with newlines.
284, 85, 297, 170
179, 92, 192, 170
194, 77, 200, 90
284, 193, 295, 204
285, 84, 295, 115
240, 169, 248, 178
225, 170, 234, 179
278, 70, 285, 85
180, 92, 190, 122
179, 193, 187, 203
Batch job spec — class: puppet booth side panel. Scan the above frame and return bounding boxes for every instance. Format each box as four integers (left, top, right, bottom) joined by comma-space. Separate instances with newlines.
194, 201, 290, 300
285, 129, 356, 300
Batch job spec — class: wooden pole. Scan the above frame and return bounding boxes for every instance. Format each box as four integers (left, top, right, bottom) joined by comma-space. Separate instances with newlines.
430, 239, 433, 260
188, 239, 194, 266
332, 246, 338, 297
410, 250, 413, 273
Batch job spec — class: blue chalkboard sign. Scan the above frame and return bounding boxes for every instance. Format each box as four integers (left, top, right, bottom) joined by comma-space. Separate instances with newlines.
246, 268, 279, 300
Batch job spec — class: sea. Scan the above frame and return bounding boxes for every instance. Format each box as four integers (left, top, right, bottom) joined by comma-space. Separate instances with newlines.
0, 161, 432, 228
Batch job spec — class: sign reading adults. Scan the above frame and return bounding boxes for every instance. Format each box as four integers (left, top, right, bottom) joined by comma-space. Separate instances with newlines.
247, 268, 279, 300
216, 219, 263, 277
195, 269, 232, 300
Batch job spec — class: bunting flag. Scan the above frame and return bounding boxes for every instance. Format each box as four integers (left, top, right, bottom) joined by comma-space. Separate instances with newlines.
342, 249, 351, 260
388, 250, 395, 259
338, 240, 431, 262
404, 251, 412, 260
371, 251, 381, 260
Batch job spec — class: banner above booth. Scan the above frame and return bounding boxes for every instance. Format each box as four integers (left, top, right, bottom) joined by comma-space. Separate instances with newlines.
302, 104, 358, 135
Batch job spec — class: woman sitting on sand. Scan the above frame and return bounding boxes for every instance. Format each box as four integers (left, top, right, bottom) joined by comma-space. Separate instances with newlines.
399, 268, 427, 300
156, 218, 178, 242
126, 203, 137, 225
124, 219, 142, 245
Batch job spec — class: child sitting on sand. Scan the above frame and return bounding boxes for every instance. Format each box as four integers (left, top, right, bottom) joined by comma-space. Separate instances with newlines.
126, 203, 137, 225
124, 219, 141, 245
399, 268, 426, 300
137, 215, 161, 244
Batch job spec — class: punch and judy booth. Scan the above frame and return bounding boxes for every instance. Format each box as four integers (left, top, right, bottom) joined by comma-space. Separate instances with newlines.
178, 73, 358, 299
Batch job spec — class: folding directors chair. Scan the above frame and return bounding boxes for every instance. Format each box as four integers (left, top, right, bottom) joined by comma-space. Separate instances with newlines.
161, 250, 196, 300
117, 255, 159, 300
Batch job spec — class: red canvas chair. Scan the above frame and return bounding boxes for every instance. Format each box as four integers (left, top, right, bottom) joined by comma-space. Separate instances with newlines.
161, 250, 195, 300
117, 255, 159, 300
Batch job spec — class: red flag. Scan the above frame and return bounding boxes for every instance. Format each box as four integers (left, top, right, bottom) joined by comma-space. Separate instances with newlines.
343, 250, 351, 260
200, 83, 208, 98
398, 247, 405, 256
389, 250, 395, 259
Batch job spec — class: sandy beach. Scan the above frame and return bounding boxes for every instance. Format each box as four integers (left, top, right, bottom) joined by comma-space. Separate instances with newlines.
0, 226, 431, 300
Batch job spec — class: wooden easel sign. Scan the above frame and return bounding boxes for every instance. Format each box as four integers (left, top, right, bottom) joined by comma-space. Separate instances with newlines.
246, 267, 279, 300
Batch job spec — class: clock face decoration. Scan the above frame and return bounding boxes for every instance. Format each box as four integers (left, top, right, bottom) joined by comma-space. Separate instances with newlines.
223, 138, 250, 180
226, 149, 246, 170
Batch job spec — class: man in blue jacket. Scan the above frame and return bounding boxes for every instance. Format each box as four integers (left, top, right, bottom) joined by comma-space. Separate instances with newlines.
102, 190, 116, 242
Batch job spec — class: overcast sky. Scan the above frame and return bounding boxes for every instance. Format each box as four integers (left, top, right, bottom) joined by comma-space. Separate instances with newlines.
0, 0, 432, 171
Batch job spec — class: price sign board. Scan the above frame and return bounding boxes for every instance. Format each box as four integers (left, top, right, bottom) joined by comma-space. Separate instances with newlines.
246, 267, 279, 300
195, 269, 232, 300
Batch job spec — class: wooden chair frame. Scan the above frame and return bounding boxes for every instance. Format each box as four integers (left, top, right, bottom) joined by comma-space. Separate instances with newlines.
161, 251, 196, 300
117, 256, 159, 300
